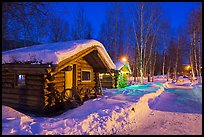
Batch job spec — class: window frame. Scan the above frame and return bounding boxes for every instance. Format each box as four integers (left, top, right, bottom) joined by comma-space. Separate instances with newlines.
15, 74, 26, 88
81, 70, 91, 82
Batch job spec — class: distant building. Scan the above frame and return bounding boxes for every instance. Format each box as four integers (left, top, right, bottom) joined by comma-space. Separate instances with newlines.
114, 61, 132, 77
182, 64, 191, 76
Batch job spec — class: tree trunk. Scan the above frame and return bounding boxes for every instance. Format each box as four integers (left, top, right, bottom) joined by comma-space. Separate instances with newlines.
152, 46, 157, 82
167, 59, 171, 82
149, 51, 152, 82
193, 31, 199, 78
174, 36, 180, 82
140, 4, 144, 84
162, 47, 166, 81
190, 49, 195, 83
198, 35, 202, 83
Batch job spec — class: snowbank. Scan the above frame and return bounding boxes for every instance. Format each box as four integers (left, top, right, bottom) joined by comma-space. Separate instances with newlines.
2, 82, 167, 135
2, 39, 115, 69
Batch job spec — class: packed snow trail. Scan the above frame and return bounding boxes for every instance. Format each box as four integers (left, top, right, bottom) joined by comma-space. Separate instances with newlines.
116, 81, 202, 135
118, 109, 202, 135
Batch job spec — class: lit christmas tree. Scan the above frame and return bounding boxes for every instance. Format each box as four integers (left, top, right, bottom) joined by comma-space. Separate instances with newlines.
117, 73, 128, 88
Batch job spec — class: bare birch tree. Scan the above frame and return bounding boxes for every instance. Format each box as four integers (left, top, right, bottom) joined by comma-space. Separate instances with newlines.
173, 36, 180, 82
162, 47, 166, 80
131, 2, 163, 84
187, 5, 202, 82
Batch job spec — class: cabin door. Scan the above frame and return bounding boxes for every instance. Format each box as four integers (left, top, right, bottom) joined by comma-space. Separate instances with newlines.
65, 65, 73, 98
65, 64, 77, 99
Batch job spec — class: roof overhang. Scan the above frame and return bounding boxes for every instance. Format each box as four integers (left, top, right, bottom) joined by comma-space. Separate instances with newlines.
54, 46, 113, 75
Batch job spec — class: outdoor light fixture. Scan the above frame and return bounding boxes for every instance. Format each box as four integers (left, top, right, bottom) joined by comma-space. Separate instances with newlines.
185, 65, 191, 70
121, 57, 127, 62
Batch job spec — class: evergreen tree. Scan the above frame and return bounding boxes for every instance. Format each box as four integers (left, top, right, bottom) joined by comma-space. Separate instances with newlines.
116, 74, 128, 88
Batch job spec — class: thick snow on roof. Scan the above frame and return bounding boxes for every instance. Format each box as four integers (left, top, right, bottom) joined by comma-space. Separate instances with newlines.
114, 61, 125, 70
2, 39, 116, 69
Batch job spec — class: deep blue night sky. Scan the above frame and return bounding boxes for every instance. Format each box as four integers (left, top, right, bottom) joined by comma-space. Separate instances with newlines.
50, 2, 200, 38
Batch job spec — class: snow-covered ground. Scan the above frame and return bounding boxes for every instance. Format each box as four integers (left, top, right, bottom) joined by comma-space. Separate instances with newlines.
2, 76, 202, 135
117, 77, 202, 135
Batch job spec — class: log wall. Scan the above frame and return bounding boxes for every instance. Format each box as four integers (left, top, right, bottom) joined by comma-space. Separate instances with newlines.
75, 58, 96, 89
99, 73, 115, 88
2, 65, 45, 113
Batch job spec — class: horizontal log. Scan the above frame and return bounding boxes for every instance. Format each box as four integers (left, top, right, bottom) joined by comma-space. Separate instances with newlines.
101, 83, 114, 86
2, 75, 14, 79
26, 75, 43, 81
26, 85, 43, 90
2, 88, 43, 97
45, 77, 65, 84
26, 80, 44, 86
10, 70, 48, 74
50, 80, 65, 85
101, 79, 114, 82
78, 66, 92, 70
2, 83, 13, 88
2, 98, 43, 107
77, 84, 95, 88
2, 93, 44, 102
3, 67, 48, 72
101, 83, 114, 85
77, 81, 96, 84
2, 70, 14, 76
2, 79, 14, 83
77, 87, 95, 92
100, 80, 113, 82
54, 77, 65, 81
55, 82, 65, 87
103, 77, 114, 79
55, 87, 64, 92
53, 73, 65, 78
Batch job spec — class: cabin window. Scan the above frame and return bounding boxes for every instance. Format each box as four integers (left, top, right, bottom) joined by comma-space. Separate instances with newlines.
99, 74, 103, 79
81, 70, 91, 82
16, 74, 26, 87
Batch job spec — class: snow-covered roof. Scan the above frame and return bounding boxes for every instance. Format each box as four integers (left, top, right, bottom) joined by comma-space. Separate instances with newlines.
115, 61, 125, 70
2, 39, 116, 69
114, 61, 132, 74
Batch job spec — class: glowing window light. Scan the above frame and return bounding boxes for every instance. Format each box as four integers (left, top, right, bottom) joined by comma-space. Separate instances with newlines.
18, 74, 25, 86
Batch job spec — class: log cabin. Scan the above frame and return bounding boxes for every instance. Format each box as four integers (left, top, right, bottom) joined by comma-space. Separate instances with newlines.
2, 39, 116, 115
99, 61, 132, 88
114, 61, 132, 77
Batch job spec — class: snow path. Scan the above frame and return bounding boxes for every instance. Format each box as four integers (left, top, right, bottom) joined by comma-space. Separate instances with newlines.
120, 110, 202, 135
116, 82, 202, 135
